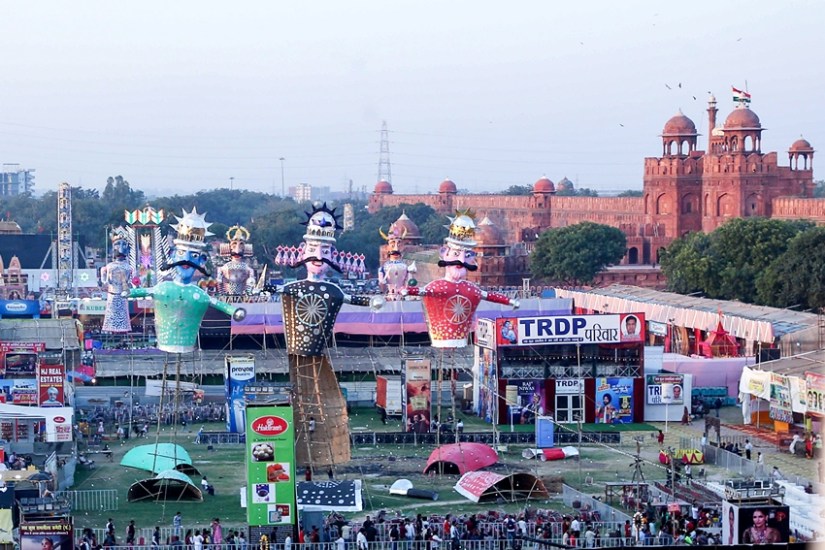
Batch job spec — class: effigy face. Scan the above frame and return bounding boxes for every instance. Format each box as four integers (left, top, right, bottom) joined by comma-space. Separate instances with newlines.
170, 248, 207, 284
113, 238, 130, 258
302, 240, 335, 280
438, 243, 478, 283
381, 259, 409, 294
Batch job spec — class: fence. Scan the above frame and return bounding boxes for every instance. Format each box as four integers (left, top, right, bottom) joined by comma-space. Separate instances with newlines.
76, 538, 700, 550
56, 489, 118, 511
681, 437, 815, 488
349, 431, 621, 447
561, 484, 632, 524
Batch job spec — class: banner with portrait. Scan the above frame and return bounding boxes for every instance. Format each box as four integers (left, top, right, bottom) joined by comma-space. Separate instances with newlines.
20, 522, 73, 550
402, 358, 431, 433
737, 505, 790, 544
504, 379, 546, 424
646, 374, 684, 405
37, 364, 65, 407
594, 377, 634, 424
805, 371, 824, 417
476, 347, 497, 423
769, 373, 793, 423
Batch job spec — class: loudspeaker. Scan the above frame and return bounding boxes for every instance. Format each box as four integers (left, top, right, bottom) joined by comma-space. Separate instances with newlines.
758, 348, 781, 363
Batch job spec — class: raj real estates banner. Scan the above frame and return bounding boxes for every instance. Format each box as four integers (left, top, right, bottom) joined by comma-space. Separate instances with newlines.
246, 404, 296, 527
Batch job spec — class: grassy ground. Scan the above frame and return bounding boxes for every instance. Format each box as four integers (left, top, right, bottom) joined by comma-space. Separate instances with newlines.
72, 409, 665, 533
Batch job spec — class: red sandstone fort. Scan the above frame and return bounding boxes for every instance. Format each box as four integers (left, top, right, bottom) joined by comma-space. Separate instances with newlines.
369, 96, 822, 288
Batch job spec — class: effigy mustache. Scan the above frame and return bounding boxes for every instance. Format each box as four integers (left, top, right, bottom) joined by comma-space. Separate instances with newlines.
438, 259, 478, 271
162, 260, 212, 277
290, 256, 343, 273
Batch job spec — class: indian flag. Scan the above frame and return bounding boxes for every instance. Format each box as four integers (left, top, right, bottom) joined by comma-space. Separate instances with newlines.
732, 86, 752, 104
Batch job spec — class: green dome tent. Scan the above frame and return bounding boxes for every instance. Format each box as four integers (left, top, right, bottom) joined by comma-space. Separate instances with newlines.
120, 443, 200, 476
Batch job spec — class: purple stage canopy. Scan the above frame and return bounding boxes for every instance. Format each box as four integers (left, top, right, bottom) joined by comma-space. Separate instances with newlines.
232, 298, 572, 336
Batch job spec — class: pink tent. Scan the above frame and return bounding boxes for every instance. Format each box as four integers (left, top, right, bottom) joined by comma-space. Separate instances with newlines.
423, 443, 498, 475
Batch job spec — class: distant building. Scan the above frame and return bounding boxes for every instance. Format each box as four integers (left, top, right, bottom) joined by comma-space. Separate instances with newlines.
0, 167, 35, 196
290, 183, 332, 202
369, 94, 822, 287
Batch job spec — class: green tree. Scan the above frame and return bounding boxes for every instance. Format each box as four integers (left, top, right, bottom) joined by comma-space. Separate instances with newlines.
617, 189, 643, 197
756, 226, 825, 310
659, 232, 715, 295
556, 187, 599, 197
530, 222, 626, 285
814, 179, 825, 198
660, 218, 814, 303
499, 185, 533, 196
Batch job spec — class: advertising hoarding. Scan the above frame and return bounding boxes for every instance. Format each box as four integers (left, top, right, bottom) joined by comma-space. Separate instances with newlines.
38, 364, 65, 407
505, 379, 546, 424
226, 356, 256, 433
805, 371, 824, 417
20, 522, 73, 550
246, 405, 296, 527
401, 359, 431, 433
495, 314, 645, 346
769, 373, 793, 423
594, 377, 634, 424
477, 347, 497, 423
1, 342, 45, 377
646, 374, 684, 405
43, 408, 74, 442
738, 504, 790, 544
475, 318, 496, 349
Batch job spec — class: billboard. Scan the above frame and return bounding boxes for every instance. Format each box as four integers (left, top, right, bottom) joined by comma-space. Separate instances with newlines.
38, 364, 65, 407
475, 318, 496, 349
20, 522, 73, 550
805, 371, 824, 417
477, 347, 497, 423
1, 342, 44, 377
769, 373, 793, 423
226, 356, 256, 433
402, 359, 431, 433
594, 377, 634, 424
246, 404, 296, 527
504, 379, 546, 424
43, 408, 74, 442
738, 504, 790, 544
646, 374, 684, 405
495, 314, 645, 346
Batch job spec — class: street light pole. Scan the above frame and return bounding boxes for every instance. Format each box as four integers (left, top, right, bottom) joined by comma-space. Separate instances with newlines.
279, 157, 285, 197
230, 176, 234, 191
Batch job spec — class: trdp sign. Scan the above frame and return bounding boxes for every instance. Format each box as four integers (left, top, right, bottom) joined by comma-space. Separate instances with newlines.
246, 405, 296, 527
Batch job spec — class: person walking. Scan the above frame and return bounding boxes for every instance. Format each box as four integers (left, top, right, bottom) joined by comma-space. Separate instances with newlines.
173, 512, 183, 538
744, 439, 753, 461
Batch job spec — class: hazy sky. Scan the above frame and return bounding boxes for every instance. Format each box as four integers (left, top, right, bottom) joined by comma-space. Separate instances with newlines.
1, 1, 823, 197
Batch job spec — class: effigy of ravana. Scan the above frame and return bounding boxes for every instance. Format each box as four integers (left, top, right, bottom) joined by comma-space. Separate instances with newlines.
130, 208, 245, 353
276, 203, 383, 469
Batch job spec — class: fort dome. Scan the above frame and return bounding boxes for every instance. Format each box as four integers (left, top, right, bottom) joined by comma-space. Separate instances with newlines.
438, 178, 457, 194
374, 179, 393, 194
556, 176, 574, 192
533, 176, 555, 194
662, 112, 697, 136
724, 107, 761, 130
391, 212, 421, 241
789, 138, 813, 152
475, 217, 504, 246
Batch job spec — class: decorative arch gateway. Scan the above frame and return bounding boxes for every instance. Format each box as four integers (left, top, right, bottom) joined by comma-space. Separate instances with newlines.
744, 193, 761, 216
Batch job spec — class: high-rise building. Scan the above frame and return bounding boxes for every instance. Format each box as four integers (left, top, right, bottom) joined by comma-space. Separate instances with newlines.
0, 167, 35, 196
